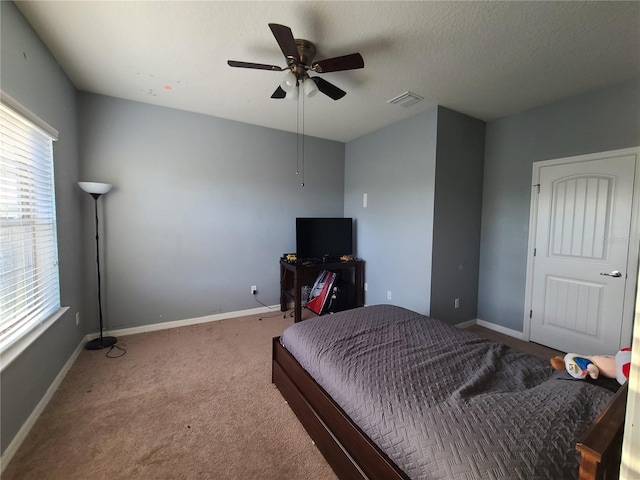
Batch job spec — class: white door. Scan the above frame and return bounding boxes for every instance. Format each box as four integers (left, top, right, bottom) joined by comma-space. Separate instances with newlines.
530, 154, 636, 354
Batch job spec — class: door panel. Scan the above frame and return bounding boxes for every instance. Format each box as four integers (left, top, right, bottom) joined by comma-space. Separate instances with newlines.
550, 176, 610, 259
530, 155, 635, 353
542, 276, 601, 336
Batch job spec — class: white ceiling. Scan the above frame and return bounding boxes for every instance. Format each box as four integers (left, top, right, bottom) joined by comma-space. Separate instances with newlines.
15, 1, 640, 143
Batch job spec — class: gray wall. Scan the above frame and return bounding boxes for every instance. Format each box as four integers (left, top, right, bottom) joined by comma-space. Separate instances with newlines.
430, 107, 485, 323
1, 2, 83, 454
478, 78, 640, 331
77, 93, 345, 330
344, 109, 438, 314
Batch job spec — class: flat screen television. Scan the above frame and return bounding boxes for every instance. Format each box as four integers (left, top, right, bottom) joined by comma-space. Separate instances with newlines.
296, 217, 353, 260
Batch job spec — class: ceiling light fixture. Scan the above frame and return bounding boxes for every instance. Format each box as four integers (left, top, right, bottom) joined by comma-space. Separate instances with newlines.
303, 77, 318, 98
280, 71, 297, 92
285, 83, 299, 100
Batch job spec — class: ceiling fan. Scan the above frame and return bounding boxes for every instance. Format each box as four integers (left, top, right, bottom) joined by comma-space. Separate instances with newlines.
227, 23, 364, 100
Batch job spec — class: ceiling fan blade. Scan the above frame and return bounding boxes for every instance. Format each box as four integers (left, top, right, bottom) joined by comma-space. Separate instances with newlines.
227, 60, 284, 71
312, 53, 364, 73
271, 86, 287, 99
268, 23, 300, 63
311, 77, 346, 100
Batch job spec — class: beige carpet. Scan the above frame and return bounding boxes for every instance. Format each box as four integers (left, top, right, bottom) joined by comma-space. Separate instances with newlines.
4, 311, 564, 480
3, 311, 337, 480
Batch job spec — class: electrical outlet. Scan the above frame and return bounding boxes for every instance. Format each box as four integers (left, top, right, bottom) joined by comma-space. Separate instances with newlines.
364, 282, 368, 291
251, 285, 257, 295
75, 312, 80, 326
454, 298, 460, 309
387, 291, 392, 300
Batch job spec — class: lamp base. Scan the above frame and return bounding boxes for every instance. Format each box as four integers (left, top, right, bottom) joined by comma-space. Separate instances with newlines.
85, 336, 118, 350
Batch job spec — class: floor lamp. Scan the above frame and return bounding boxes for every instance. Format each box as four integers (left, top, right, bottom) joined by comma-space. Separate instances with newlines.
79, 181, 118, 350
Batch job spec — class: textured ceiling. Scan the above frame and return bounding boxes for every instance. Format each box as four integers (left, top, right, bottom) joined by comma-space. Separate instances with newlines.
15, 1, 640, 142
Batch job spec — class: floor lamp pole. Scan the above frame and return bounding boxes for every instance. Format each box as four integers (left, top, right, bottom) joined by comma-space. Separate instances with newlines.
79, 182, 117, 350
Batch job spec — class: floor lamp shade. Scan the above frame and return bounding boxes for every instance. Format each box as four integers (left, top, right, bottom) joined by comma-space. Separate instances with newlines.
79, 181, 117, 350
78, 182, 113, 195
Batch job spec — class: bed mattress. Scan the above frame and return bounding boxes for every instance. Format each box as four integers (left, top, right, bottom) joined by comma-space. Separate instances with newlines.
280, 304, 615, 480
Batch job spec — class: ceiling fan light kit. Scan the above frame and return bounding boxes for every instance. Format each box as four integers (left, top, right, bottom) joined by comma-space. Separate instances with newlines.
303, 78, 319, 98
286, 86, 299, 101
281, 71, 297, 92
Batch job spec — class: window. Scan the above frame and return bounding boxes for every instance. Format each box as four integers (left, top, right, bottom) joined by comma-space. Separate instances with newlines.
0, 97, 63, 363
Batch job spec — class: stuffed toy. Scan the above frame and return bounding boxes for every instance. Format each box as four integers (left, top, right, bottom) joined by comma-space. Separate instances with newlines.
616, 347, 632, 384
550, 348, 631, 385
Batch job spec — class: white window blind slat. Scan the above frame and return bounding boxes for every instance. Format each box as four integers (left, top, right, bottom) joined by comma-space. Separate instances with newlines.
1, 120, 52, 147
1, 136, 51, 160
0, 288, 59, 333
0, 101, 61, 355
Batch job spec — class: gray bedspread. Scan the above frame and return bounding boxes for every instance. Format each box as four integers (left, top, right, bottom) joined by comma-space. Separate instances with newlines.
280, 304, 615, 480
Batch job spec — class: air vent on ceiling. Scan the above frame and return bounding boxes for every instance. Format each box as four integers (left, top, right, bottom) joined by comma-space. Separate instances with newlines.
386, 91, 424, 108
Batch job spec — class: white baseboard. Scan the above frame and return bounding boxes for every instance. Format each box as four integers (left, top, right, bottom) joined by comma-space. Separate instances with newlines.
103, 305, 280, 338
455, 319, 477, 329
0, 304, 280, 473
0, 332, 88, 474
475, 318, 526, 340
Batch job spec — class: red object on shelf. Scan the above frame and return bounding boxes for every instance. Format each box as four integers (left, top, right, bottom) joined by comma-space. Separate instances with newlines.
305, 270, 336, 315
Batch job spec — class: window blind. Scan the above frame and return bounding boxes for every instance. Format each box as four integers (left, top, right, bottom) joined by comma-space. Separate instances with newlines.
0, 102, 61, 353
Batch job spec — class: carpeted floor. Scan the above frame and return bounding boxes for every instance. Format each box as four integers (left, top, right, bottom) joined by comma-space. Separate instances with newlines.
3, 310, 564, 480
3, 310, 337, 480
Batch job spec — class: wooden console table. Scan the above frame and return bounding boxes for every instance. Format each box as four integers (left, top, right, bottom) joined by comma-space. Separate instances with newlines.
280, 258, 365, 323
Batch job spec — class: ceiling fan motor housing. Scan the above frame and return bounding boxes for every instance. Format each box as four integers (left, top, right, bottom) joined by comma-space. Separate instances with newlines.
291, 39, 317, 78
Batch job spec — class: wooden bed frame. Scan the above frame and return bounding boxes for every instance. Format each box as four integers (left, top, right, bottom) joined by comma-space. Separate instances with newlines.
272, 336, 629, 480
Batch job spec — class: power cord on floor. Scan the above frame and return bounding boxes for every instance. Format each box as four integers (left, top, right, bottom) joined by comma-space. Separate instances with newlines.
106, 344, 126, 358
258, 310, 290, 321
253, 295, 274, 309
253, 289, 288, 321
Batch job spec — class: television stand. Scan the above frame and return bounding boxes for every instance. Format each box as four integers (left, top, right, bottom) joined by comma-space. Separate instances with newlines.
280, 258, 365, 323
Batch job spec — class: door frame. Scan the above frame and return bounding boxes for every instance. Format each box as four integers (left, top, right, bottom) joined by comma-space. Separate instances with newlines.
523, 146, 640, 349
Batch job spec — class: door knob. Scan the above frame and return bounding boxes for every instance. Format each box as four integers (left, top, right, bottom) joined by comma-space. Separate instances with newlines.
600, 271, 622, 278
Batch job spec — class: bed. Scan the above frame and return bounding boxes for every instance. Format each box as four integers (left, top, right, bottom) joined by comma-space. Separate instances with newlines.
271, 304, 628, 480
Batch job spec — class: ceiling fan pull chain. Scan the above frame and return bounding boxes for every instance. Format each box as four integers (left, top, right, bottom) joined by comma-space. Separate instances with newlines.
300, 89, 305, 187
296, 85, 300, 177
